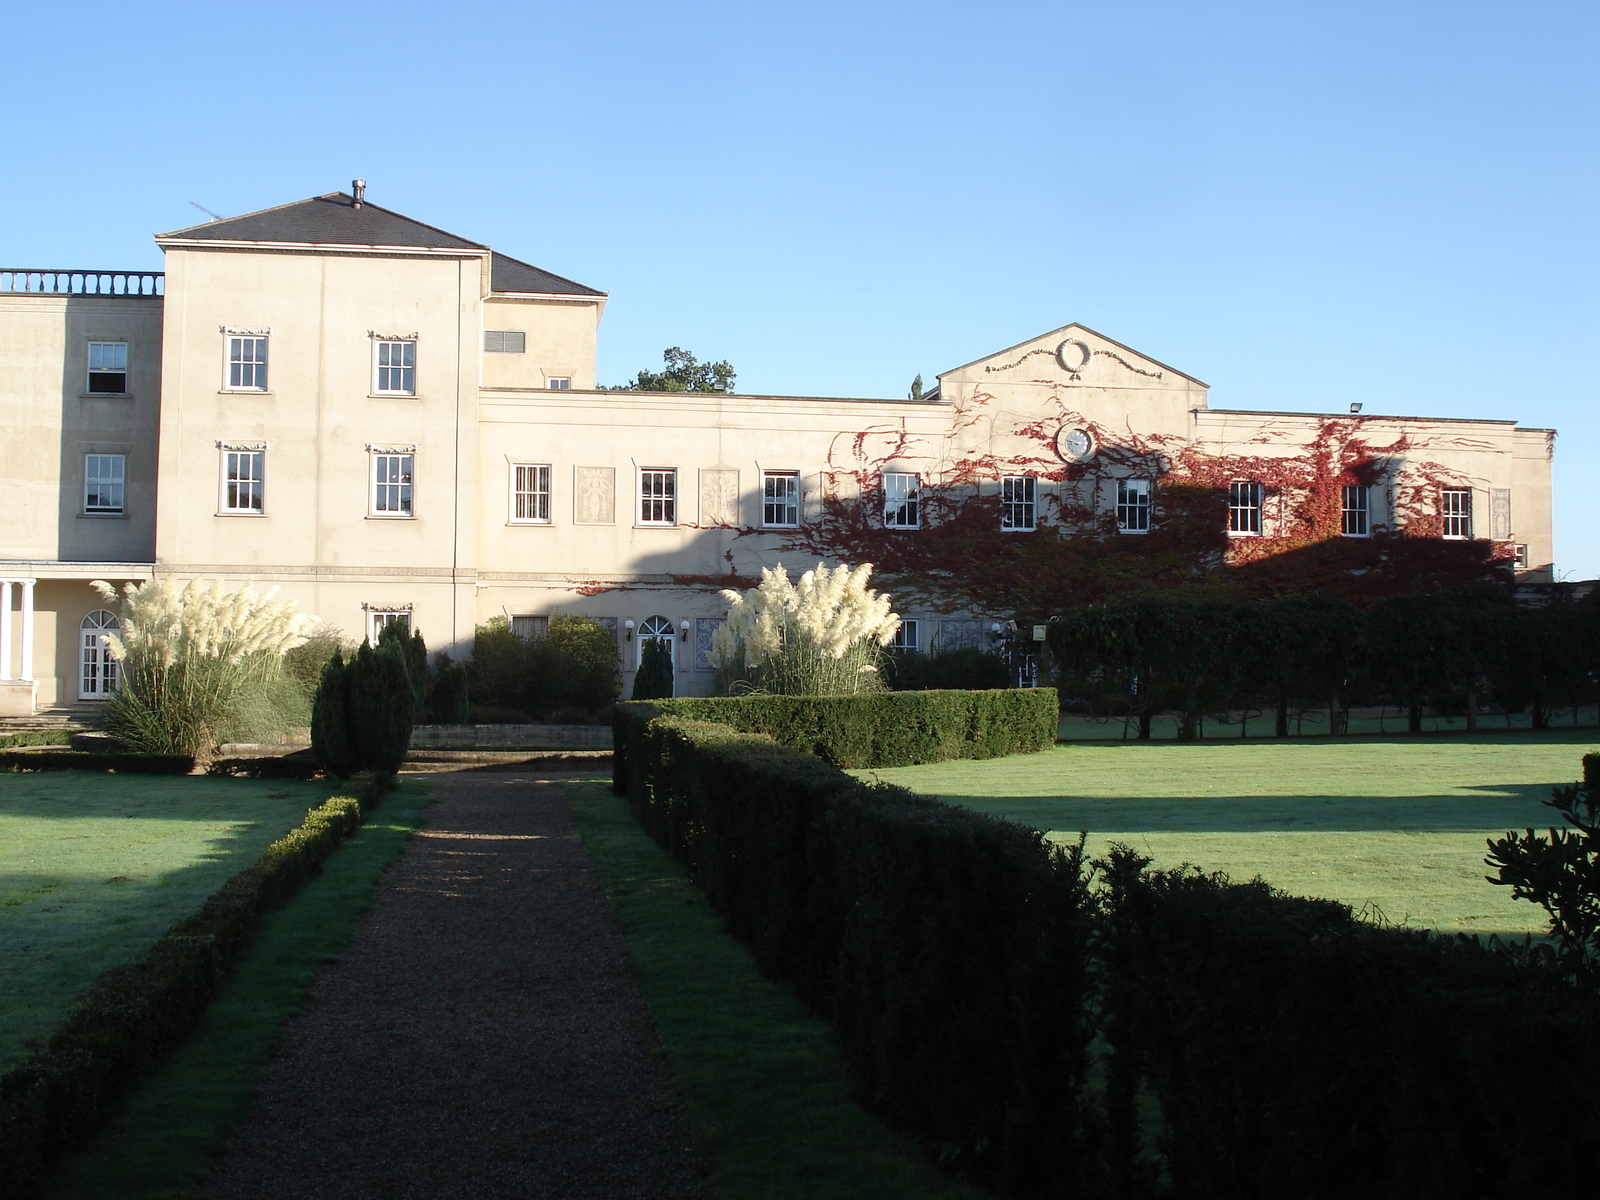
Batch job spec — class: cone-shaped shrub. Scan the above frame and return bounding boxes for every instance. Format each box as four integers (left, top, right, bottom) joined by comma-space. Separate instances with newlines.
310, 651, 361, 778
347, 641, 416, 775
430, 657, 471, 724
377, 621, 429, 723
631, 637, 674, 700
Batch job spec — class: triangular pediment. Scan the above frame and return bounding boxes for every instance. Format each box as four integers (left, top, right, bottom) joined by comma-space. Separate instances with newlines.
940, 323, 1206, 389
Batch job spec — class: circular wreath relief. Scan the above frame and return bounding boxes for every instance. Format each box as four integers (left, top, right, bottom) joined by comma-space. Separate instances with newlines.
1055, 338, 1092, 375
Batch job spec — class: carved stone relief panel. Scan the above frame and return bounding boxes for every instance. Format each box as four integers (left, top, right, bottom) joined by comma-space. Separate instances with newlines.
695, 617, 726, 670
937, 620, 985, 653
574, 466, 615, 525
1490, 489, 1512, 541
700, 469, 740, 526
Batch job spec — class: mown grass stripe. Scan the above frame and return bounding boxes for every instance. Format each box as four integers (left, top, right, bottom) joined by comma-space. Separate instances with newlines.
565, 778, 986, 1200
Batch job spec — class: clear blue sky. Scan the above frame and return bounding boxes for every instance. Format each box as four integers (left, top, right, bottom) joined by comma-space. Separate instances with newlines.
5, 2, 1596, 576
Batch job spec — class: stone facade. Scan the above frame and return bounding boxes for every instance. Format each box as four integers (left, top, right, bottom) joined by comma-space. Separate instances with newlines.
0, 191, 1556, 711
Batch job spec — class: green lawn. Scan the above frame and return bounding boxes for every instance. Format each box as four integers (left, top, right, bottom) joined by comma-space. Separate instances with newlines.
47, 779, 433, 1200
860, 730, 1600, 936
0, 771, 335, 1074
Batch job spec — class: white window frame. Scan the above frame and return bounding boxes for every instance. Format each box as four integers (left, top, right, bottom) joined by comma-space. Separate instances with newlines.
1001, 475, 1037, 531
1514, 543, 1529, 568
83, 453, 126, 514
86, 341, 128, 394
546, 376, 572, 390
1441, 488, 1472, 539
510, 462, 552, 524
1117, 478, 1151, 533
891, 619, 919, 652
366, 609, 412, 643
222, 449, 265, 514
638, 468, 677, 526
79, 610, 120, 699
1228, 481, 1263, 536
511, 614, 548, 640
762, 470, 800, 528
225, 335, 268, 391
1341, 484, 1370, 537
373, 339, 417, 396
883, 472, 920, 529
369, 451, 415, 517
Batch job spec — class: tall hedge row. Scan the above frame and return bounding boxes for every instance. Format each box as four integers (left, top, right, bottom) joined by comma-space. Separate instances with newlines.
615, 703, 1600, 1197
614, 704, 1099, 1195
635, 687, 1058, 768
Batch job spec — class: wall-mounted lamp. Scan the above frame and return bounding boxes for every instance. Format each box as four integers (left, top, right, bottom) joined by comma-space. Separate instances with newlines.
680, 619, 691, 641
624, 619, 635, 641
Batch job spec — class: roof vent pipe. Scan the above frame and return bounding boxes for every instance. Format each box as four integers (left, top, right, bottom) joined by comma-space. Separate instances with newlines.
352, 179, 366, 209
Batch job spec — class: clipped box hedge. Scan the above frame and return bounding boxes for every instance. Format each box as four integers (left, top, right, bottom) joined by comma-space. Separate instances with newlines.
206, 754, 327, 781
627, 687, 1058, 768
0, 772, 388, 1198
614, 703, 1099, 1196
0, 732, 73, 750
0, 750, 194, 775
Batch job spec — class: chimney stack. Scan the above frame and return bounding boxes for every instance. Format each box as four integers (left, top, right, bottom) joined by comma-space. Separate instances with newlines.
352, 179, 366, 209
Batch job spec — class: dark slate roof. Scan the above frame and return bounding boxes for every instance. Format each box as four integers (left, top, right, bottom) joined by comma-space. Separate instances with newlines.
490, 251, 604, 297
159, 192, 604, 296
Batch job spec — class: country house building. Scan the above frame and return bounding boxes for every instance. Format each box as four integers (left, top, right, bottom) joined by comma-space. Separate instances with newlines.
0, 186, 1556, 713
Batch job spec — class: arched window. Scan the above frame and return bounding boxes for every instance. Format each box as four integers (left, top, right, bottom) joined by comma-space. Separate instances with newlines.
80, 610, 120, 699
638, 615, 675, 671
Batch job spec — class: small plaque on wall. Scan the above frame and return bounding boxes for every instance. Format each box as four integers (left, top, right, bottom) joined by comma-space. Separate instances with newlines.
574, 466, 615, 525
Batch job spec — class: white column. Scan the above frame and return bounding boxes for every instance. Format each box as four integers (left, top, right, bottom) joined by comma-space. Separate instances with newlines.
19, 579, 35, 681
0, 581, 12, 681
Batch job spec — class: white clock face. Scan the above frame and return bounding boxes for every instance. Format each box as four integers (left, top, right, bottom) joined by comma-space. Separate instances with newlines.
1057, 427, 1095, 462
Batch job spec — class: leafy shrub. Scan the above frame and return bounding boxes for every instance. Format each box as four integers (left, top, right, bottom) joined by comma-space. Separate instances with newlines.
0, 751, 194, 774
886, 646, 1011, 691
466, 615, 620, 715
629, 688, 1058, 769
1484, 751, 1600, 982
631, 637, 674, 700
712, 563, 899, 695
0, 773, 388, 1198
613, 704, 1099, 1196
545, 615, 622, 711
428, 656, 471, 724
282, 622, 352, 694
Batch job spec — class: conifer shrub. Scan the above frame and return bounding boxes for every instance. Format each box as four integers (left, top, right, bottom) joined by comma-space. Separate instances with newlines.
310, 651, 361, 778
630, 637, 675, 700
345, 641, 416, 776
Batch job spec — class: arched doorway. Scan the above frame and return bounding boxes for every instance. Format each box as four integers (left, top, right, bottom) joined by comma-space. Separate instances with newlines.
79, 610, 120, 699
637, 615, 675, 675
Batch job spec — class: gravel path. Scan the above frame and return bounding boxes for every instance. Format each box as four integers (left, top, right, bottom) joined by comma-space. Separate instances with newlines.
202, 769, 709, 1200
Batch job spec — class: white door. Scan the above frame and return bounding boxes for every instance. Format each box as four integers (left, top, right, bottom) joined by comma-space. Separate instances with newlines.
79, 610, 120, 699
638, 615, 676, 671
